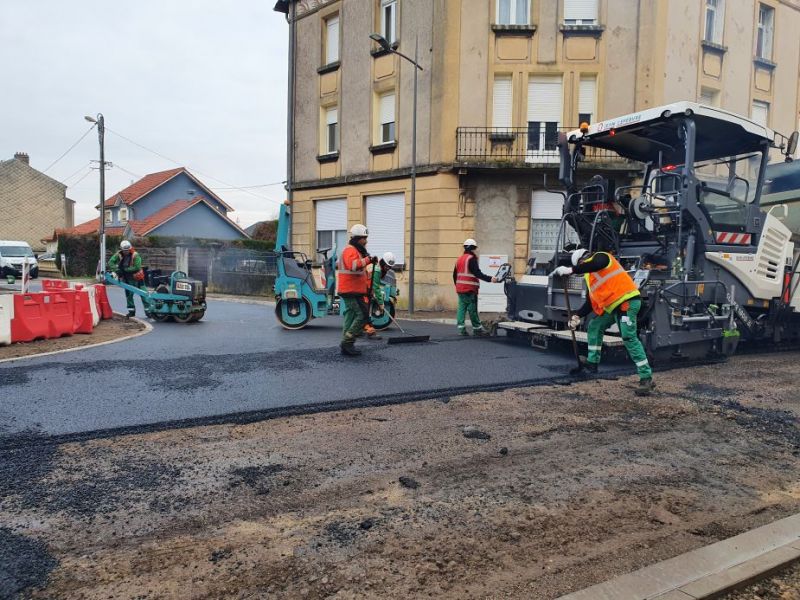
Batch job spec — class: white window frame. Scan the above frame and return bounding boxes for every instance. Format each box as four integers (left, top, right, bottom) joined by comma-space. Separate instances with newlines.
325, 14, 339, 64
756, 3, 774, 60
526, 76, 563, 161
495, 0, 531, 26
578, 75, 596, 127
104, 210, 112, 224
315, 198, 348, 259
380, 0, 397, 44
492, 75, 513, 129
324, 107, 339, 154
119, 206, 128, 223
751, 100, 769, 128
704, 0, 725, 45
563, 0, 598, 25
378, 92, 396, 144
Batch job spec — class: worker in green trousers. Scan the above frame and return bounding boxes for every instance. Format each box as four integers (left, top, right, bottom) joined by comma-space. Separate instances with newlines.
107, 240, 146, 317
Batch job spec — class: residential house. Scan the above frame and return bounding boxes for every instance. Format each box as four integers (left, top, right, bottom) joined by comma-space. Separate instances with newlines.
59, 167, 249, 242
0, 152, 75, 251
280, 0, 800, 309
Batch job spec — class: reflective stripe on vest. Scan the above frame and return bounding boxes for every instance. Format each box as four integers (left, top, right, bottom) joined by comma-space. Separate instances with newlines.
583, 252, 639, 315
337, 246, 369, 294
455, 253, 480, 294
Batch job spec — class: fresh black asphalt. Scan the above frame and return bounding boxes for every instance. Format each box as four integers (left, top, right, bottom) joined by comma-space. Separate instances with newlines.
0, 287, 633, 440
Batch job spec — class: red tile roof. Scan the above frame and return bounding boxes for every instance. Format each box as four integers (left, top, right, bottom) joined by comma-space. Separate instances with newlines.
104, 167, 184, 207
56, 219, 126, 237
128, 199, 199, 236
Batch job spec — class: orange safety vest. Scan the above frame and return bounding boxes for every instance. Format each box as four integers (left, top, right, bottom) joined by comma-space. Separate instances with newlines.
337, 244, 370, 295
584, 252, 639, 315
455, 252, 480, 294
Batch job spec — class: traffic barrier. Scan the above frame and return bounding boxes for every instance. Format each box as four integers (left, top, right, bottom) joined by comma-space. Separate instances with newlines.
72, 289, 95, 334
0, 295, 12, 346
85, 285, 100, 326
10, 294, 50, 342
47, 292, 75, 338
41, 279, 70, 291
94, 284, 113, 320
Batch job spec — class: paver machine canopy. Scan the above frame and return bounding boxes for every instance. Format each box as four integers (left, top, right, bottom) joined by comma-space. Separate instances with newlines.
500, 102, 800, 360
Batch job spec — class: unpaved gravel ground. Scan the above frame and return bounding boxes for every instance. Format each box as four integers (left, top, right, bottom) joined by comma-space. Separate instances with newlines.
0, 315, 146, 361
723, 560, 800, 599
1, 353, 798, 599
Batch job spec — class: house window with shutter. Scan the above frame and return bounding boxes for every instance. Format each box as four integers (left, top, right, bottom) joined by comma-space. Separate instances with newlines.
315, 199, 347, 260
105, 210, 112, 224
751, 100, 769, 128
380, 0, 397, 44
527, 76, 562, 153
704, 0, 725, 45
378, 92, 396, 144
492, 75, 513, 129
325, 15, 339, 64
496, 0, 530, 25
564, 0, 598, 25
119, 206, 128, 223
699, 88, 719, 107
324, 107, 339, 154
578, 75, 596, 126
756, 4, 774, 60
366, 193, 405, 265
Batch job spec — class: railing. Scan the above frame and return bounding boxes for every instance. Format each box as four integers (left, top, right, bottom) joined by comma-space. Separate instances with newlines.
455, 126, 627, 165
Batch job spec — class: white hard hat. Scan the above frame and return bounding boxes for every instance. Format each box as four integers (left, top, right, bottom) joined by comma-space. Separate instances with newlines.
382, 252, 396, 266
350, 224, 368, 237
120, 240, 132, 251
463, 238, 477, 248
571, 248, 588, 266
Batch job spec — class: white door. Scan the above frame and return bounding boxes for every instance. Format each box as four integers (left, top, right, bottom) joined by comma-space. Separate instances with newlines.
527, 77, 562, 163
365, 193, 405, 265
478, 254, 508, 313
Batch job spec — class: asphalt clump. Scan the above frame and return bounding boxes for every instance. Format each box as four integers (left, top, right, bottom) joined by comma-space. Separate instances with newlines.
0, 527, 57, 598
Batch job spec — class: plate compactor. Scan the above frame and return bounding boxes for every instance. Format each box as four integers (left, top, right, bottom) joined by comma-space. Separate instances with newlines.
104, 270, 207, 323
498, 101, 800, 362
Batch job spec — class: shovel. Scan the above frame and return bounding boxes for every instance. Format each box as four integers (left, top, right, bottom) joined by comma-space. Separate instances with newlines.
385, 312, 431, 344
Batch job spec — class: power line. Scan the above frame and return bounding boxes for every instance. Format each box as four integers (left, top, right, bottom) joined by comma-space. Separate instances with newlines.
211, 181, 285, 190
105, 127, 281, 205
42, 125, 96, 174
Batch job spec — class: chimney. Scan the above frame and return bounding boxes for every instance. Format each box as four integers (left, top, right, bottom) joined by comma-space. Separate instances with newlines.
14, 152, 29, 165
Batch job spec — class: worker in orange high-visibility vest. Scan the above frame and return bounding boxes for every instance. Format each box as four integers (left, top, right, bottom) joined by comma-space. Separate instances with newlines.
552, 248, 655, 396
453, 238, 497, 336
337, 224, 376, 356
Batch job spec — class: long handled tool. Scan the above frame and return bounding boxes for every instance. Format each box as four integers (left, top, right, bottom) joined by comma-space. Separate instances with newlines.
562, 279, 584, 373
386, 312, 431, 344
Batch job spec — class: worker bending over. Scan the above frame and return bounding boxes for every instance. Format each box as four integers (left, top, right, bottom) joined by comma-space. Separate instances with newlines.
453, 238, 497, 336
108, 240, 145, 317
553, 249, 655, 396
361, 252, 396, 340
337, 224, 375, 356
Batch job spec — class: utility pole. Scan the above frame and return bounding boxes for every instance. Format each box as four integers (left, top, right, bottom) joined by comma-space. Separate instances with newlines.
85, 113, 106, 276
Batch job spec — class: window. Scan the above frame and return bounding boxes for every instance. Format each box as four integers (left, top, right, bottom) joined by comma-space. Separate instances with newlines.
366, 193, 405, 265
530, 191, 577, 262
324, 107, 339, 154
380, 0, 397, 44
119, 206, 128, 223
378, 92, 396, 144
496, 0, 530, 25
527, 76, 562, 153
578, 75, 596, 126
751, 100, 769, 127
564, 0, 598, 25
704, 0, 725, 44
104, 210, 112, 224
325, 15, 339, 64
699, 87, 719, 106
315, 199, 347, 259
492, 75, 513, 128
756, 4, 774, 60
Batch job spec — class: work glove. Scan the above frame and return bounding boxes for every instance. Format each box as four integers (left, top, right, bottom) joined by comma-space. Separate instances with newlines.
371, 256, 379, 265
552, 265, 573, 277
568, 314, 581, 330
375, 305, 385, 316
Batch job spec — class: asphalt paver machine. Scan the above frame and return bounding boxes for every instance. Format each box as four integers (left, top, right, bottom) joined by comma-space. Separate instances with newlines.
498, 102, 800, 361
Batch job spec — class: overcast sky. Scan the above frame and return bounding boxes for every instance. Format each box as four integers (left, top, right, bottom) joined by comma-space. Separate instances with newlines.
1, 0, 288, 228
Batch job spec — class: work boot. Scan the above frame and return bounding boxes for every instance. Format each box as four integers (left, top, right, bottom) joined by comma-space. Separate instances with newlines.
127, 310, 136, 318
473, 327, 491, 337
569, 357, 598, 376
340, 342, 362, 356
635, 377, 656, 396
458, 328, 469, 336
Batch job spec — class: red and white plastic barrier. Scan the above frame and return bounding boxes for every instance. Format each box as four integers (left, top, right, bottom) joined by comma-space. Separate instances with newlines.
93, 284, 113, 320
0, 295, 12, 346
41, 279, 71, 292
10, 294, 50, 343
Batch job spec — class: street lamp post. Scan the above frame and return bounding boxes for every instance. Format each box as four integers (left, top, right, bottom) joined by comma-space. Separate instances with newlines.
84, 113, 106, 277
369, 33, 423, 314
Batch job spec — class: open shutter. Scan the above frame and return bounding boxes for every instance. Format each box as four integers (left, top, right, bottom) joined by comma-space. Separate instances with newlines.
564, 0, 597, 22
366, 193, 405, 265
326, 16, 339, 64
492, 76, 513, 128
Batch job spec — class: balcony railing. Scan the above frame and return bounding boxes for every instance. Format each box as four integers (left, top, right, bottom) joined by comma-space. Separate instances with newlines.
455, 126, 627, 165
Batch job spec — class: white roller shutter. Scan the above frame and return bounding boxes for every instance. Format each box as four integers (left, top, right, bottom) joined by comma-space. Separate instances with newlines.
315, 199, 347, 231
366, 193, 405, 265
564, 0, 598, 22
492, 76, 513, 128
578, 76, 596, 117
531, 190, 563, 220
527, 77, 562, 123
379, 93, 395, 125
700, 88, 716, 106
751, 101, 769, 128
326, 107, 337, 126
326, 15, 339, 63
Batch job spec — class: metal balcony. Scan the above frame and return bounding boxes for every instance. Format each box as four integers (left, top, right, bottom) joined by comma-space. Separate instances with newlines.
455, 126, 630, 167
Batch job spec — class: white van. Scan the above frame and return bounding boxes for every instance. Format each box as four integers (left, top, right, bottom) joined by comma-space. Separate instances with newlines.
0, 241, 39, 279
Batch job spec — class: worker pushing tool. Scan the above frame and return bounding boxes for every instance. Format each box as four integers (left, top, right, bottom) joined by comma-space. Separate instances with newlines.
108, 240, 146, 317
552, 248, 655, 396
453, 238, 497, 336
337, 224, 375, 356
